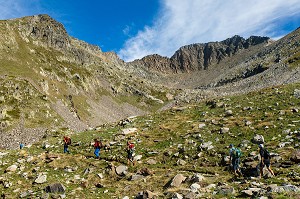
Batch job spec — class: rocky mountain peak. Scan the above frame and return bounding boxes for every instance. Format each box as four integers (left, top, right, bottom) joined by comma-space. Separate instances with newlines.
131, 35, 270, 73
18, 14, 70, 49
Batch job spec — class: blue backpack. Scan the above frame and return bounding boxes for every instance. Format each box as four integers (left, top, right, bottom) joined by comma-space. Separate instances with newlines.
234, 148, 242, 158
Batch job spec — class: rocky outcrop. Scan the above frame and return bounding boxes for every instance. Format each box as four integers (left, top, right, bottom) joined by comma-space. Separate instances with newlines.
131, 35, 270, 73
18, 14, 70, 49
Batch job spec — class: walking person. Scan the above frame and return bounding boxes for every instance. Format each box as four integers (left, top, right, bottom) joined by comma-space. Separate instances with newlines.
259, 144, 275, 178
229, 144, 242, 176
63, 136, 71, 153
93, 138, 102, 159
126, 141, 136, 166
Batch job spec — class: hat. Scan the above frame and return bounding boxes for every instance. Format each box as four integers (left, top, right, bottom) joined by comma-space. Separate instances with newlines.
229, 144, 233, 148
259, 144, 264, 148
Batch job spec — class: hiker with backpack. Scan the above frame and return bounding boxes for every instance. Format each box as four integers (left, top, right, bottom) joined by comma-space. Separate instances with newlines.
93, 138, 102, 159
229, 144, 242, 176
127, 141, 136, 166
258, 144, 275, 178
63, 136, 71, 153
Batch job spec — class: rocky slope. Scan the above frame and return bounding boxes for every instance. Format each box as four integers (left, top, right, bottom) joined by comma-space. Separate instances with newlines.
0, 15, 172, 148
0, 83, 299, 198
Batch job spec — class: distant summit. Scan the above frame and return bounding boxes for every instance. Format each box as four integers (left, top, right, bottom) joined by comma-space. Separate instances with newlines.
131, 35, 270, 73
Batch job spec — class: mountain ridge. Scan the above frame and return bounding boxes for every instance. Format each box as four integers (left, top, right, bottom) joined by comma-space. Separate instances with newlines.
130, 35, 270, 73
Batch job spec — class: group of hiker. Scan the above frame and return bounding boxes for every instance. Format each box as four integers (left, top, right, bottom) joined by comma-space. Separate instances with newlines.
62, 135, 136, 166
229, 143, 275, 178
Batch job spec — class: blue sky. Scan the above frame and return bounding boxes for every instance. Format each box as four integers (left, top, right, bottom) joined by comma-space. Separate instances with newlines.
1, 0, 300, 61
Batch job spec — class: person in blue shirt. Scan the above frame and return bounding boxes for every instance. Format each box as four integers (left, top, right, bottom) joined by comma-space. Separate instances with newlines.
229, 144, 242, 176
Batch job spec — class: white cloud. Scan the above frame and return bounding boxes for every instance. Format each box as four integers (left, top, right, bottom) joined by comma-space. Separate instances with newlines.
0, 0, 41, 20
118, 0, 300, 61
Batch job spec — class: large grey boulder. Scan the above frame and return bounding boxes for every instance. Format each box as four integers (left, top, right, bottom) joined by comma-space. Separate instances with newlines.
165, 174, 186, 188
290, 150, 300, 163
115, 165, 128, 176
5, 165, 18, 172
199, 141, 214, 151
35, 174, 47, 184
44, 183, 66, 193
252, 134, 264, 144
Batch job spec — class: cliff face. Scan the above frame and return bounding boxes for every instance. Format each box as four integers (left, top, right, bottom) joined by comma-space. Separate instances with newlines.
132, 35, 270, 73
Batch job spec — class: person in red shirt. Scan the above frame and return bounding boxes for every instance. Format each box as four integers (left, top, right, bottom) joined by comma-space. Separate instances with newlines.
94, 138, 102, 159
63, 136, 71, 153
127, 141, 135, 166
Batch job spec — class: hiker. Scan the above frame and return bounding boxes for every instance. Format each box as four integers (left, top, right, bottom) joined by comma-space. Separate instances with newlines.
229, 144, 242, 176
259, 144, 275, 177
63, 136, 71, 153
127, 141, 136, 166
93, 138, 102, 159
19, 143, 24, 149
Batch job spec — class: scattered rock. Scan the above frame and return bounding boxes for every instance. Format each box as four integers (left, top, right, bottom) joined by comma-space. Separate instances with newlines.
190, 173, 205, 183
35, 174, 47, 184
122, 128, 138, 135
44, 183, 66, 193
199, 141, 214, 151
134, 155, 142, 161
166, 174, 186, 188
146, 159, 157, 165
198, 123, 206, 129
115, 165, 128, 176
130, 174, 144, 181
190, 183, 201, 192
5, 165, 18, 172
252, 134, 264, 144
177, 159, 186, 166
290, 150, 300, 163
225, 110, 233, 116
171, 192, 183, 199
220, 127, 230, 134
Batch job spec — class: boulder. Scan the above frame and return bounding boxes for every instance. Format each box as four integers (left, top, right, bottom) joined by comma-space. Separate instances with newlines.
134, 155, 142, 161
122, 128, 138, 135
199, 141, 214, 151
252, 134, 264, 144
5, 165, 18, 172
198, 123, 206, 129
135, 190, 157, 199
220, 127, 230, 134
177, 159, 186, 166
190, 183, 201, 192
44, 183, 66, 193
115, 165, 128, 176
217, 186, 235, 195
172, 193, 183, 199
130, 174, 144, 181
241, 188, 262, 196
35, 174, 47, 184
190, 173, 205, 183
166, 174, 186, 188
290, 150, 300, 163
138, 168, 153, 176
146, 159, 157, 165
225, 110, 233, 116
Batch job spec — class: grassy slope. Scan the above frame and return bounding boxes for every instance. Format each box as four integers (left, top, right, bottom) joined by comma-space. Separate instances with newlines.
0, 82, 299, 198
0, 19, 169, 131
